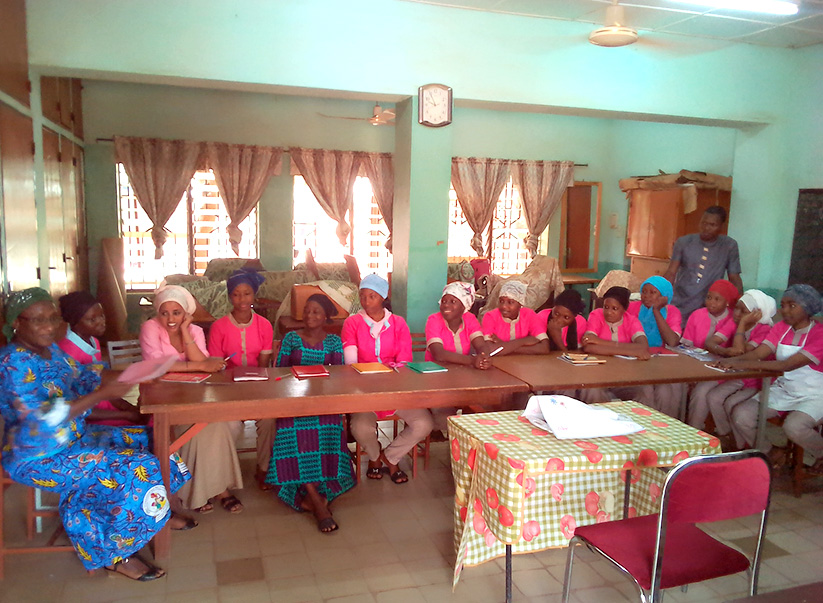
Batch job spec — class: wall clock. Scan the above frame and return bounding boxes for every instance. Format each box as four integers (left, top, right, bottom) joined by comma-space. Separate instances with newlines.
418, 83, 452, 127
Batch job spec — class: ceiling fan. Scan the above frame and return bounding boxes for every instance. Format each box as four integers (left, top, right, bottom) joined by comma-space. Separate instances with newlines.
318, 103, 396, 126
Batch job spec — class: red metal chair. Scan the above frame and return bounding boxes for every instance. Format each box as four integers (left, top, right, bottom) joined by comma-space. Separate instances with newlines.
562, 450, 771, 603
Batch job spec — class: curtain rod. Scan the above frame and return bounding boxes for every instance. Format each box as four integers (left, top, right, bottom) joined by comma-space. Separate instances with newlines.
95, 138, 588, 167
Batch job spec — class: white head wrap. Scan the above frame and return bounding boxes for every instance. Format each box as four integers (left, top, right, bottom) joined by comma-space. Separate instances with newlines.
440, 281, 475, 314
499, 280, 527, 306
739, 289, 777, 325
153, 285, 197, 315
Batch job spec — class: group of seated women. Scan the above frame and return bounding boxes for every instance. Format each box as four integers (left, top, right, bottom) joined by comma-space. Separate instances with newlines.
3, 266, 821, 580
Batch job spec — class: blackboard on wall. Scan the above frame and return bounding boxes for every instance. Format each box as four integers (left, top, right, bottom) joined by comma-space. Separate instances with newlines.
789, 189, 823, 293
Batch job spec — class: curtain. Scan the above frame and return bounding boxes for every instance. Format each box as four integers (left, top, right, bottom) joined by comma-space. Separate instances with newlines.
289, 148, 362, 245
206, 142, 283, 255
451, 157, 511, 256
360, 152, 394, 251
511, 160, 575, 257
114, 136, 202, 259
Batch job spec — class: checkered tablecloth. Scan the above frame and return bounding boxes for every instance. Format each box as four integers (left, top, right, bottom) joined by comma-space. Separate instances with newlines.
448, 402, 721, 586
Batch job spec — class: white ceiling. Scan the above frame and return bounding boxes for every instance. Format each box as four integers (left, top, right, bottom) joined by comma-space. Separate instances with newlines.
401, 0, 823, 48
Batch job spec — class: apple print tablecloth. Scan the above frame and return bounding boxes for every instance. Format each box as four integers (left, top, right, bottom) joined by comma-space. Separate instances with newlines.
448, 402, 721, 587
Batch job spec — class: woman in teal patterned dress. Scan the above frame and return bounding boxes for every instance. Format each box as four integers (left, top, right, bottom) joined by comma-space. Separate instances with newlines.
0, 288, 191, 581
266, 294, 355, 533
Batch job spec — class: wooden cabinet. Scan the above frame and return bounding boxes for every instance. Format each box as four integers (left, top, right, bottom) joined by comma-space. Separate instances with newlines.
0, 104, 38, 290
40, 76, 83, 137
0, 0, 30, 107
623, 172, 732, 270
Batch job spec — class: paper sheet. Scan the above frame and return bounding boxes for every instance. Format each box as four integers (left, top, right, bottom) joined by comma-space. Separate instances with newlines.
521, 395, 644, 439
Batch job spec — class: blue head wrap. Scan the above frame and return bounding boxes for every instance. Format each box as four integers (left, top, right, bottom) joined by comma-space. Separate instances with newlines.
226, 268, 265, 295
638, 276, 673, 348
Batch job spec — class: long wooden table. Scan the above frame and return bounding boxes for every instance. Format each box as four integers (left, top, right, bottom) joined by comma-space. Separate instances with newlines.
139, 364, 529, 560
492, 353, 781, 450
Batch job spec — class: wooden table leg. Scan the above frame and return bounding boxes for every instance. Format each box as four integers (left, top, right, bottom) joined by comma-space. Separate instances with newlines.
754, 377, 771, 451
153, 414, 171, 562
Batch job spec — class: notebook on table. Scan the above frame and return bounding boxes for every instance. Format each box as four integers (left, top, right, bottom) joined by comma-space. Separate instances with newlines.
159, 372, 211, 383
559, 353, 606, 366
291, 365, 330, 379
351, 362, 393, 374
233, 366, 270, 381
406, 361, 447, 374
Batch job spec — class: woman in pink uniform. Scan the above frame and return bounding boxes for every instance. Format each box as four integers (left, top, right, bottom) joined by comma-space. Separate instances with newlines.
537, 289, 587, 352
57, 291, 142, 426
481, 281, 548, 356
207, 269, 274, 489
681, 279, 739, 351
626, 276, 683, 417
140, 285, 244, 514
344, 274, 426, 484
579, 286, 653, 406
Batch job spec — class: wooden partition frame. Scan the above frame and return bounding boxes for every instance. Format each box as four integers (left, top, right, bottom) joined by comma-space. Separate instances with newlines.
559, 181, 601, 274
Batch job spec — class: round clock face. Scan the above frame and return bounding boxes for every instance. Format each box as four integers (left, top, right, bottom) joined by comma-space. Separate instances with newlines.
420, 85, 451, 126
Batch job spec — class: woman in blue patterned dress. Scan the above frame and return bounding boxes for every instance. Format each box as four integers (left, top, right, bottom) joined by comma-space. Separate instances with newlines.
0, 288, 190, 581
266, 294, 355, 533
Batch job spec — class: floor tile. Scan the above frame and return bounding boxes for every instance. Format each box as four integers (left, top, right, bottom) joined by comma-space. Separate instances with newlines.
215, 556, 265, 585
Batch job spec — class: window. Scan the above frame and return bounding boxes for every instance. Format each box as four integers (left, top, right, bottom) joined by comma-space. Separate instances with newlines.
447, 177, 533, 276
292, 176, 392, 278
117, 164, 258, 289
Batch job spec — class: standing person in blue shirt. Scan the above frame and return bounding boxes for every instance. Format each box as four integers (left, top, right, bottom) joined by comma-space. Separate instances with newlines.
663, 206, 743, 326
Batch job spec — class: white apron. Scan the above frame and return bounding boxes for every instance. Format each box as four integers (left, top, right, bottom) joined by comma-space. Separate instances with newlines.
765, 325, 823, 421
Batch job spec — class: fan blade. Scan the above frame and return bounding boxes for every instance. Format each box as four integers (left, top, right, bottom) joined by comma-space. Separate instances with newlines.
317, 112, 371, 122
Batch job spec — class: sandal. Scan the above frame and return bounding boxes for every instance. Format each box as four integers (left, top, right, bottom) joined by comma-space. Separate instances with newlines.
366, 460, 383, 480
317, 516, 339, 533
218, 494, 244, 514
169, 513, 198, 531
194, 502, 214, 514
255, 469, 274, 491
105, 555, 166, 582
767, 447, 789, 470
389, 469, 409, 484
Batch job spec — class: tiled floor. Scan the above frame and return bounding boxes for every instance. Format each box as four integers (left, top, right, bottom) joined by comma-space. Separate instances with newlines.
3, 422, 823, 603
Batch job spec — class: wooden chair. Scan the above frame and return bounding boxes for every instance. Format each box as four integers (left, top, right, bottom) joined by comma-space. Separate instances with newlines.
410, 332, 427, 361
353, 416, 431, 482
106, 339, 143, 368
766, 414, 822, 498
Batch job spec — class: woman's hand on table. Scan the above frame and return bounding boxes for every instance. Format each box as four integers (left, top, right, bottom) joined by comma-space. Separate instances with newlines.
474, 352, 492, 370
636, 349, 651, 361
200, 357, 227, 373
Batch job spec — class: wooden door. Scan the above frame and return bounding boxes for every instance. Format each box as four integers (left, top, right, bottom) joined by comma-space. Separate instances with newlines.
60, 137, 80, 292
71, 79, 84, 138
42, 127, 67, 296
71, 142, 88, 290
625, 188, 684, 259
564, 184, 592, 271
0, 0, 30, 107
0, 103, 39, 290
789, 189, 823, 293
40, 77, 61, 125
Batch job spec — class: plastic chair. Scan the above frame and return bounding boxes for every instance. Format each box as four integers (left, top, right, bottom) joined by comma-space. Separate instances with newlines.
106, 339, 143, 369
562, 450, 771, 603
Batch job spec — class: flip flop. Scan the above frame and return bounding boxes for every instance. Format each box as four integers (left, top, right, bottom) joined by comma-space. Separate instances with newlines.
317, 516, 339, 533
194, 502, 214, 514
105, 555, 166, 582
366, 460, 383, 479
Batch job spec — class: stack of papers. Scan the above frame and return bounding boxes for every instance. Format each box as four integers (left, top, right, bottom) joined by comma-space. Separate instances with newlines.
673, 345, 716, 361
522, 395, 643, 439
559, 353, 606, 365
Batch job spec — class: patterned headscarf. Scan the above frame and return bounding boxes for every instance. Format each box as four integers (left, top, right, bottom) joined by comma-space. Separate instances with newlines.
153, 285, 197, 315
226, 268, 265, 295
440, 281, 475, 314
499, 281, 527, 306
784, 284, 823, 317
360, 274, 390, 299
709, 279, 741, 308
739, 289, 777, 325
4, 287, 54, 339
59, 291, 99, 327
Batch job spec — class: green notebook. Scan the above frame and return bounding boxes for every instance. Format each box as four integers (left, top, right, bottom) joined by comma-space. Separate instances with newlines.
406, 361, 447, 374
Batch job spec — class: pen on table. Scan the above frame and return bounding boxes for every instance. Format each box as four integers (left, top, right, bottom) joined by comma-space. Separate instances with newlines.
489, 346, 504, 357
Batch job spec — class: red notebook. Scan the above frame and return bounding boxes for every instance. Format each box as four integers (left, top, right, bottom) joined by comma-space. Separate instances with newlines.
291, 365, 330, 379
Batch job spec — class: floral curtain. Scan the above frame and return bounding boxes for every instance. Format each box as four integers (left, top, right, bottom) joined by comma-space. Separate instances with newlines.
359, 152, 394, 251
113, 136, 202, 259
451, 157, 511, 256
511, 160, 575, 257
206, 142, 283, 255
289, 148, 362, 245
